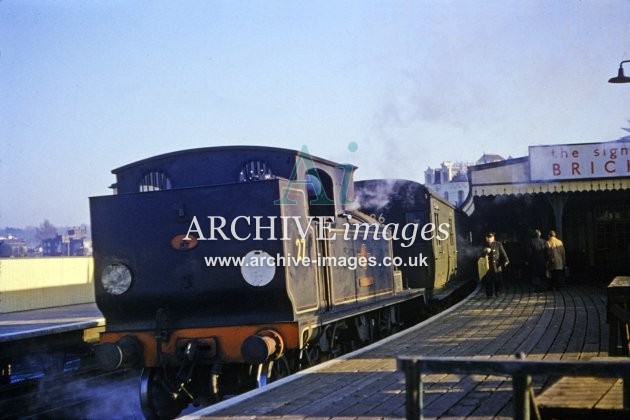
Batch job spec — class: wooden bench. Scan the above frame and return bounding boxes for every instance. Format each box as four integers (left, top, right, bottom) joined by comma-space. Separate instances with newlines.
535, 376, 623, 419
397, 355, 630, 420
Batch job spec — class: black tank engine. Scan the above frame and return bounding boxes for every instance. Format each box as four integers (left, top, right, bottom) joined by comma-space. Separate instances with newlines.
89, 146, 460, 418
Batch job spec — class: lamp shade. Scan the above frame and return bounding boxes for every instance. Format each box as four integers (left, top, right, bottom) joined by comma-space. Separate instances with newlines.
609, 62, 630, 83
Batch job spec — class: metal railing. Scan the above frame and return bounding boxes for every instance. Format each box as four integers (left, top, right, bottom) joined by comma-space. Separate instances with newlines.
397, 354, 630, 420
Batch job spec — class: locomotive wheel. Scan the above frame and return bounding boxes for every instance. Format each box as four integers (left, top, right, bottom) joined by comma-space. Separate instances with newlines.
140, 367, 187, 420
305, 346, 320, 367
271, 356, 291, 381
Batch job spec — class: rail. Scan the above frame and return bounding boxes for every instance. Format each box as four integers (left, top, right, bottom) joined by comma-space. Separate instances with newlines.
397, 354, 630, 420
608, 276, 630, 356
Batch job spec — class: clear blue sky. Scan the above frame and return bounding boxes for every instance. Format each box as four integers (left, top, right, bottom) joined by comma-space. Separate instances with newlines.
2, 1, 630, 228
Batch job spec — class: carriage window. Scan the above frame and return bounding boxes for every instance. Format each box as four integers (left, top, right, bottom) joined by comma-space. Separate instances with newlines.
434, 212, 443, 251
139, 171, 172, 192
239, 160, 275, 182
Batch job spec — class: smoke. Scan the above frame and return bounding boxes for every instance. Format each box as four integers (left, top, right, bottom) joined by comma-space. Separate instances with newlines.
456, 232, 482, 258
356, 51, 504, 183
352, 179, 432, 228
25, 363, 143, 418
362, 94, 429, 181
352, 179, 399, 212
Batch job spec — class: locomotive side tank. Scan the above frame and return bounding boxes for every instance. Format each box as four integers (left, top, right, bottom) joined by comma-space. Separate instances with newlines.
90, 146, 426, 418
354, 179, 459, 292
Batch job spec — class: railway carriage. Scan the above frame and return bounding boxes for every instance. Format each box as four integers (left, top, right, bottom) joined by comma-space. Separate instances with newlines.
354, 179, 460, 296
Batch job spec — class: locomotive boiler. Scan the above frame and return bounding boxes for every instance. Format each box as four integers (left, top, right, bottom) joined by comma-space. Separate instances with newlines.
90, 146, 443, 418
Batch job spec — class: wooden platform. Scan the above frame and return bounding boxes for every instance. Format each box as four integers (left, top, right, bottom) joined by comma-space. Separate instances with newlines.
184, 280, 615, 419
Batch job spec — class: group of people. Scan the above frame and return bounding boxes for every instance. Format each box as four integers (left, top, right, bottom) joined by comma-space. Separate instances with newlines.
481, 229, 566, 298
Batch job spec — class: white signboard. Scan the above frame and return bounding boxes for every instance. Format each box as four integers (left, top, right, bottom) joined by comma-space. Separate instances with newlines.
529, 140, 630, 181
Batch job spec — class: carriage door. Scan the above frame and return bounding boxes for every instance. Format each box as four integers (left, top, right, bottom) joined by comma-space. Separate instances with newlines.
432, 206, 447, 288
447, 214, 456, 276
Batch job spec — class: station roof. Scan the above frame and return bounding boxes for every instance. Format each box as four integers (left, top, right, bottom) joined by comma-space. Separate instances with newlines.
470, 177, 630, 197
461, 140, 630, 214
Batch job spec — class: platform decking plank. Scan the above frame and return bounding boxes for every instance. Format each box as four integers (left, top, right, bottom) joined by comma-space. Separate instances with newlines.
565, 293, 588, 359
581, 290, 606, 359
509, 292, 554, 359
535, 293, 566, 358
334, 373, 403, 416
497, 291, 540, 356
465, 383, 513, 417
288, 371, 387, 416
549, 293, 577, 358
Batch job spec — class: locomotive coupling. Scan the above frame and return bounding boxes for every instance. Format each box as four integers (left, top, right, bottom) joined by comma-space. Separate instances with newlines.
240, 329, 284, 364
95, 335, 143, 370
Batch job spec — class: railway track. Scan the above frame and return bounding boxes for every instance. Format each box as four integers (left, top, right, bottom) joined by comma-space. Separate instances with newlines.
0, 356, 140, 419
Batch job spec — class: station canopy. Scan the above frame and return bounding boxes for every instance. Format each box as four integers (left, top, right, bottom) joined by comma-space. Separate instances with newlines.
462, 139, 630, 214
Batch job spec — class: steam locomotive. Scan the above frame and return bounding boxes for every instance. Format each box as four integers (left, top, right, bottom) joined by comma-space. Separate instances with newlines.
89, 146, 460, 418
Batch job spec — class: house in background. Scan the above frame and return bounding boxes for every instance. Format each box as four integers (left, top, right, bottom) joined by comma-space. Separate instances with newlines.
0, 236, 28, 257
424, 154, 504, 207
42, 226, 89, 256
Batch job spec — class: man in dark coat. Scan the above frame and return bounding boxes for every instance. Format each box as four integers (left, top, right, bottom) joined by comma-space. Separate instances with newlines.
526, 229, 548, 292
482, 232, 509, 297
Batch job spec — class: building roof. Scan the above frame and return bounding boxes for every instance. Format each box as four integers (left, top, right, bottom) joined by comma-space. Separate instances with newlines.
476, 154, 504, 164
451, 172, 468, 182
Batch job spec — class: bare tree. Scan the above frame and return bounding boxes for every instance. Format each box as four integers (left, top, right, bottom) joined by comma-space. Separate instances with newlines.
35, 219, 58, 241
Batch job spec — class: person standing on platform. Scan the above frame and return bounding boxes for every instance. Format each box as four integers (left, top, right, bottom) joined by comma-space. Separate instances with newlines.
482, 232, 510, 298
526, 229, 548, 292
547, 230, 566, 290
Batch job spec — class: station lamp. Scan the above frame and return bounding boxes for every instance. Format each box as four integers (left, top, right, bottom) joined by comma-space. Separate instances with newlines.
608, 60, 630, 83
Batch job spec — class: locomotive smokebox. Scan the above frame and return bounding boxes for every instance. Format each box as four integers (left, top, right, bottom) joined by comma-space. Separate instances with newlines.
95, 335, 143, 370
240, 330, 284, 364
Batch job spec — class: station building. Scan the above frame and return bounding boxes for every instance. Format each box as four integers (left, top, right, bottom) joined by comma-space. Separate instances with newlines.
461, 138, 630, 283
